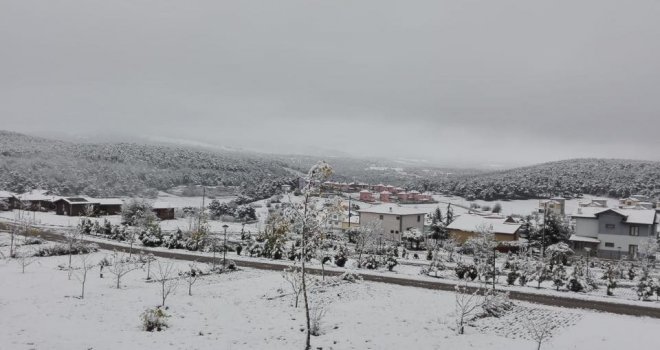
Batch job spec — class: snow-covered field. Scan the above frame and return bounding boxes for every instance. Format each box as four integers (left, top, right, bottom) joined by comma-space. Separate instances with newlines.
1, 239, 658, 350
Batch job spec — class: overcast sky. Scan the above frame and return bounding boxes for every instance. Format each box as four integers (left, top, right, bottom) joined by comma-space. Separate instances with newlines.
2, 1, 660, 168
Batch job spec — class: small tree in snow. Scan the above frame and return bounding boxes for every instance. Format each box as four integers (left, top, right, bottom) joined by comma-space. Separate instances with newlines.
107, 250, 141, 289
601, 262, 618, 296
15, 247, 37, 273
453, 283, 482, 335
354, 220, 382, 267
75, 254, 94, 299
524, 315, 556, 350
282, 265, 304, 308
179, 262, 205, 296
154, 260, 179, 307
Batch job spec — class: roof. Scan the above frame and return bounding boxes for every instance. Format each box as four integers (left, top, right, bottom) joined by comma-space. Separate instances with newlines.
56, 197, 99, 205
97, 198, 124, 206
359, 190, 370, 193
0, 190, 16, 199
380, 191, 391, 195
18, 190, 55, 202
152, 201, 174, 209
358, 204, 429, 216
447, 214, 521, 235
569, 234, 600, 243
572, 207, 657, 225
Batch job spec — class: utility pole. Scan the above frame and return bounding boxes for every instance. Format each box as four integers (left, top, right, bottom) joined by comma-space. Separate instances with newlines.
198, 186, 206, 232
348, 195, 352, 229
541, 201, 548, 258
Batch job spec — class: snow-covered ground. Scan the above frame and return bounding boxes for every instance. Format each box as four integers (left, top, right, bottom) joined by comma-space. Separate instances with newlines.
1, 238, 658, 350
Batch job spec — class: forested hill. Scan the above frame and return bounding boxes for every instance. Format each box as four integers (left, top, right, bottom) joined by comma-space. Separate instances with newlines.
0, 130, 296, 198
439, 158, 660, 201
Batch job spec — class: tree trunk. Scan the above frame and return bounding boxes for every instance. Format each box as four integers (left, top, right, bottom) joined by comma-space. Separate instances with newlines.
301, 194, 311, 350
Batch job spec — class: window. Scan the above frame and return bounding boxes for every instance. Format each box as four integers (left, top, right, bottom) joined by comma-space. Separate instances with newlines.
379, 215, 383, 220
605, 224, 615, 230
390, 230, 394, 234
395, 230, 399, 234
417, 215, 421, 222
396, 216, 400, 220
629, 226, 639, 236
605, 242, 615, 248
629, 245, 638, 258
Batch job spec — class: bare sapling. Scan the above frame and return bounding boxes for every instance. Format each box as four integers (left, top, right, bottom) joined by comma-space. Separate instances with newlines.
282, 265, 304, 307
15, 247, 37, 273
454, 283, 482, 335
107, 250, 141, 289
154, 260, 179, 307
524, 314, 556, 350
179, 262, 204, 296
75, 254, 94, 299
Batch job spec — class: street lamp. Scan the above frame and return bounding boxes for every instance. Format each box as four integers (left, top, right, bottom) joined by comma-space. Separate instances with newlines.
222, 224, 229, 267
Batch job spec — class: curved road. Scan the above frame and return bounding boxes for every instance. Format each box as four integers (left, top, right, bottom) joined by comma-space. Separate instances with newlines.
18, 228, 660, 319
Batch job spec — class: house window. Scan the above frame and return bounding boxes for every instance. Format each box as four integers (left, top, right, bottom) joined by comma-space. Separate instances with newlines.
629, 226, 639, 236
605, 242, 615, 248
395, 230, 399, 234
379, 215, 383, 220
417, 215, 421, 222
629, 245, 638, 258
390, 230, 394, 234
605, 224, 615, 230
396, 216, 400, 220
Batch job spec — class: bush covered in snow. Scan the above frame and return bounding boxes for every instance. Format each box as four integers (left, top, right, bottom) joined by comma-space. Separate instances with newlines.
141, 307, 169, 332
34, 242, 98, 257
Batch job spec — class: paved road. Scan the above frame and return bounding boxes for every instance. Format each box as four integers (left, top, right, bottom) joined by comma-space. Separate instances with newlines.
15, 228, 660, 319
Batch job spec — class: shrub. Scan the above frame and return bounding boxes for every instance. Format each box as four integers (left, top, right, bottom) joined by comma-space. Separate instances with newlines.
235, 245, 243, 255
362, 255, 379, 269
455, 263, 478, 280
34, 243, 98, 257
141, 307, 169, 332
386, 256, 398, 271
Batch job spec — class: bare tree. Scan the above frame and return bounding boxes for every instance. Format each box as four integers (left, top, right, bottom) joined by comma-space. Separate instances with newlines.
454, 283, 482, 335
154, 260, 179, 307
107, 250, 141, 289
285, 160, 333, 350
179, 262, 205, 296
282, 265, 304, 307
309, 304, 326, 336
524, 314, 556, 350
144, 253, 156, 280
15, 247, 37, 273
64, 228, 81, 280
75, 254, 94, 299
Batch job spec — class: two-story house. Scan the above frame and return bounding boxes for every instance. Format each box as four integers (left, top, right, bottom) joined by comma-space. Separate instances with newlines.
357, 204, 428, 242
570, 207, 658, 259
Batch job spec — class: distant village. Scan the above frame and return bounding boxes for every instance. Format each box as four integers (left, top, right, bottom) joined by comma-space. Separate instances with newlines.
1, 184, 659, 261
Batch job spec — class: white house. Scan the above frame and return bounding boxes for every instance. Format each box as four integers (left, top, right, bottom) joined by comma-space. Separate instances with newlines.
570, 207, 658, 259
357, 204, 428, 242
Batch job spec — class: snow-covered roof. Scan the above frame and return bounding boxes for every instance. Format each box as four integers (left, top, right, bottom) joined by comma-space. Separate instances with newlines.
96, 198, 124, 206
572, 207, 657, 225
56, 197, 97, 205
569, 234, 600, 243
152, 201, 174, 209
409, 190, 420, 194
358, 204, 429, 216
359, 189, 371, 193
380, 191, 391, 195
0, 190, 16, 198
446, 214, 521, 235
18, 190, 55, 202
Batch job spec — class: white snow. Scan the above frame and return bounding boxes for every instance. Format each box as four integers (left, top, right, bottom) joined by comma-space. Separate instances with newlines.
0, 238, 658, 350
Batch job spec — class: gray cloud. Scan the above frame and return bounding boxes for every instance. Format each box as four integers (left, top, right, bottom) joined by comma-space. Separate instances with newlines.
1, 0, 660, 167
